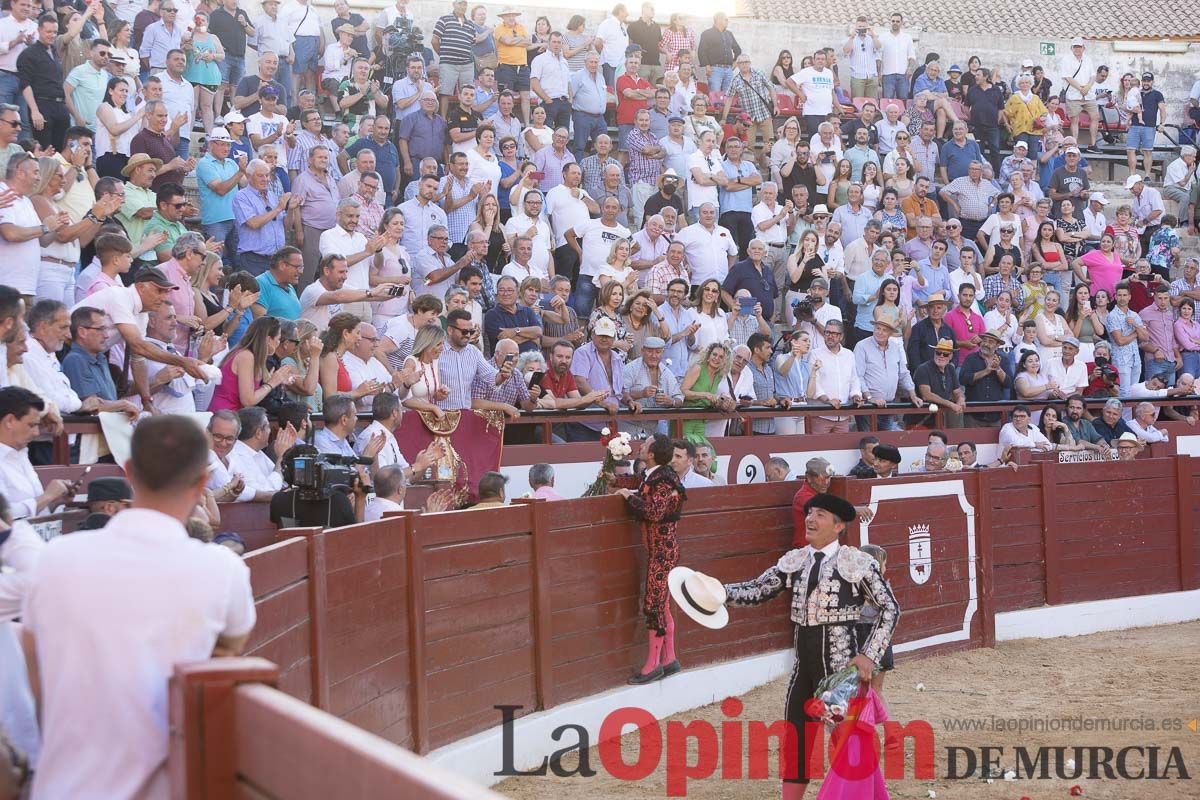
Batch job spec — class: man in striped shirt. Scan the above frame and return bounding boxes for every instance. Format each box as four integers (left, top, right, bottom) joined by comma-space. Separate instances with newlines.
437, 308, 512, 411
432, 0, 476, 117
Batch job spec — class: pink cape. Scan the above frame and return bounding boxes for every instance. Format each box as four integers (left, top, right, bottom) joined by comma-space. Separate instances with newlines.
815, 688, 890, 800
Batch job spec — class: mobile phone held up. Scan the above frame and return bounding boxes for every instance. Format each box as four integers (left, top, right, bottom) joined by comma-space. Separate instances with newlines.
387, 285, 405, 297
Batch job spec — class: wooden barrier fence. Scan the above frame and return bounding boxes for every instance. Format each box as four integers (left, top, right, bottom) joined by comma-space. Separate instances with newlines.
238, 454, 1200, 757
167, 658, 502, 800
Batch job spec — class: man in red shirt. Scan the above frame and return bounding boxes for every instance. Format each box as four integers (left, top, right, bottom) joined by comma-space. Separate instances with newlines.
791, 456, 832, 546
615, 47, 655, 164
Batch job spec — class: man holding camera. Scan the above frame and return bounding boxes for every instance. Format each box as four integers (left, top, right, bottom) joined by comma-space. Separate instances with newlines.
270, 443, 365, 529
300, 254, 403, 328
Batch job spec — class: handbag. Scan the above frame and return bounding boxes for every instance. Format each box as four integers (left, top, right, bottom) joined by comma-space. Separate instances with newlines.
1058, 62, 1082, 103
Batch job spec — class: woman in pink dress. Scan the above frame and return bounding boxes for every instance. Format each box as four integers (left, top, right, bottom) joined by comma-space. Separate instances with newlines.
208, 316, 300, 412
1074, 232, 1124, 298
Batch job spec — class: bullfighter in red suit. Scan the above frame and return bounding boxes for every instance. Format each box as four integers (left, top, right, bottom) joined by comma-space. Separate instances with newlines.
617, 433, 687, 684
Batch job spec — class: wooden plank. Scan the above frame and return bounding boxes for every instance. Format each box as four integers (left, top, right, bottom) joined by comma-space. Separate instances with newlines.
231, 684, 503, 799
324, 553, 407, 608
427, 648, 536, 703
422, 536, 532, 581
1041, 460, 1061, 605
328, 650, 410, 719
245, 538, 309, 599
976, 466, 996, 648
1178, 456, 1198, 591
424, 589, 534, 642
323, 517, 404, 572
404, 511, 429, 754
521, 498, 555, 711
277, 528, 330, 713
417, 504, 535, 546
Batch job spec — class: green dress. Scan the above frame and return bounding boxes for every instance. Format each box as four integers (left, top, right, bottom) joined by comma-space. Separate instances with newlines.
683, 365, 720, 441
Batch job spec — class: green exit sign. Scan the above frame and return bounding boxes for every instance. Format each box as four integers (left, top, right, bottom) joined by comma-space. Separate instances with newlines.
1040, 42, 1056, 56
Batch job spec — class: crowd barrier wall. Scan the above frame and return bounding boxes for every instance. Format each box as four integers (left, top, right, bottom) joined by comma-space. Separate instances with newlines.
238, 454, 1200, 756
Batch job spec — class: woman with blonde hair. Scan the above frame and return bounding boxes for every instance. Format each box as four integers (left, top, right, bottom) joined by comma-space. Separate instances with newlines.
401, 323, 451, 420
681, 342, 735, 440
468, 191, 508, 273
31, 157, 90, 305
208, 315, 295, 412
595, 237, 638, 290
192, 253, 258, 340
589, 281, 633, 352
620, 289, 669, 361
319, 312, 384, 402
282, 319, 324, 412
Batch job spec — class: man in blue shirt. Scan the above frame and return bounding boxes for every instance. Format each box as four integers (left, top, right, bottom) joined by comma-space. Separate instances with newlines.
345, 115, 402, 203
718, 138, 762, 257
195, 127, 247, 269
483, 276, 542, 354
938, 121, 982, 184
234, 159, 294, 276
253, 247, 304, 320
62, 307, 119, 402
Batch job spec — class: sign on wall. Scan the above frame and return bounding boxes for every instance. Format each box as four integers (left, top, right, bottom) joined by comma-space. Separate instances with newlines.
1040, 42, 1057, 57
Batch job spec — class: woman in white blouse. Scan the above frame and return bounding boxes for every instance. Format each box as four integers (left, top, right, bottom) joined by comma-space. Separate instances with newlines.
95, 77, 146, 179
466, 125, 501, 197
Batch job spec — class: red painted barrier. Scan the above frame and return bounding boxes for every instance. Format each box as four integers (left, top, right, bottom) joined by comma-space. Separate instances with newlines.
235, 455, 1199, 755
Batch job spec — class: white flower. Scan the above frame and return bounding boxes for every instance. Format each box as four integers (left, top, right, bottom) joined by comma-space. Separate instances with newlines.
915, 682, 925, 691
928, 791, 937, 798
986, 779, 994, 785
601, 427, 611, 436
928, 403, 938, 412
1066, 759, 1076, 771
1003, 770, 1015, 781
664, 358, 673, 366
825, 465, 836, 476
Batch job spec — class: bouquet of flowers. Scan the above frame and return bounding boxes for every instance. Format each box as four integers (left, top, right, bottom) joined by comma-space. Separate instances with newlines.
803, 665, 865, 726
582, 427, 634, 496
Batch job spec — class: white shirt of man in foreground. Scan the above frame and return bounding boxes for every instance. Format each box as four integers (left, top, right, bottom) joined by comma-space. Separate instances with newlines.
22, 415, 256, 800
998, 405, 1051, 451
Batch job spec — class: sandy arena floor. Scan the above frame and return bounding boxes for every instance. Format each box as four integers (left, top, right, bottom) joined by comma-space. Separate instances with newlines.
496, 622, 1200, 799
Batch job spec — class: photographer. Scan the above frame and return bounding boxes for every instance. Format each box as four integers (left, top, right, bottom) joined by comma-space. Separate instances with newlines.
792, 276, 842, 341
270, 443, 366, 528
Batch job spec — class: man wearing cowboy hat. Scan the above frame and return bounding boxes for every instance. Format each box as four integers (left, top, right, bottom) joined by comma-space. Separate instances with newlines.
116, 153, 164, 272
852, 315, 919, 431
914, 338, 965, 427
906, 290, 951, 371
643, 167, 686, 221
705, 491, 898, 796
959, 327, 1011, 425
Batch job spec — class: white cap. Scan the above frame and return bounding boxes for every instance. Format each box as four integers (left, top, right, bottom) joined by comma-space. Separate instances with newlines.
1071, 37, 1085, 47
1125, 174, 1144, 189
1090, 192, 1109, 205
1012, 140, 1028, 151
208, 127, 233, 143
812, 204, 830, 216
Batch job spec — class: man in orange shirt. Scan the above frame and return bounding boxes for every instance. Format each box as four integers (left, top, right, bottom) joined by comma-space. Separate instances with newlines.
494, 8, 532, 121
900, 175, 942, 238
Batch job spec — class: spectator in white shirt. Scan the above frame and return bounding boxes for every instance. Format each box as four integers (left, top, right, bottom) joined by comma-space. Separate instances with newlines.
205, 410, 254, 503
878, 12, 915, 100
671, 437, 714, 488
299, 254, 402, 328
23, 300, 85, 416
20, 415, 255, 800
1046, 337, 1089, 396
503, 190, 554, 277
341, 321, 394, 410
674, 202, 738, 286
319, 197, 388, 315
1128, 400, 1169, 443
228, 406, 288, 501
998, 404, 1052, 451
364, 463, 406, 521
0, 387, 74, 519
809, 319, 863, 433
354, 391, 437, 481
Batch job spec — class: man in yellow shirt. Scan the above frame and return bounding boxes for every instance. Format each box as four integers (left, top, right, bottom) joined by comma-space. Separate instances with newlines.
494, 8, 532, 122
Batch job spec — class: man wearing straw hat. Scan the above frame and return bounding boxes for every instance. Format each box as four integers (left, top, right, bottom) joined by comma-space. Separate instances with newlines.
670, 492, 899, 797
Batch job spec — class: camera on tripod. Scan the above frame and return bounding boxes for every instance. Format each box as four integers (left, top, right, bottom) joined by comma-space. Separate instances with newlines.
289, 446, 374, 501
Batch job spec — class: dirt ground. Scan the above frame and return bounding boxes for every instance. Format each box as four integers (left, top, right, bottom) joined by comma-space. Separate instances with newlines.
496, 622, 1200, 799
